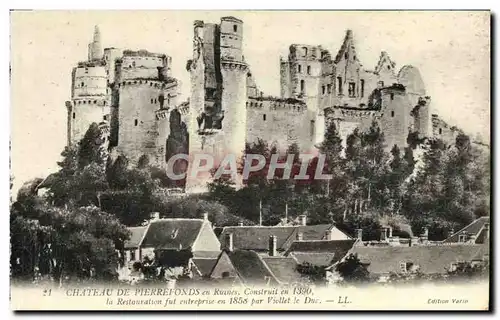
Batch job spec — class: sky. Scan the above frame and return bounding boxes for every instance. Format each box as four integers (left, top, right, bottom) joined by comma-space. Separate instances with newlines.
10, 10, 490, 194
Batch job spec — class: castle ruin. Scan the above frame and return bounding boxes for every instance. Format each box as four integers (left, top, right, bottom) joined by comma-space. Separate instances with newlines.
65, 18, 462, 193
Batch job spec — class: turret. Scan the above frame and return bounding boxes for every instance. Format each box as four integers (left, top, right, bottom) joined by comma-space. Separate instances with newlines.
88, 25, 103, 61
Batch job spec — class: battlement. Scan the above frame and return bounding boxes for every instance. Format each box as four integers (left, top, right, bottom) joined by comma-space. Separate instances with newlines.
119, 78, 177, 89
325, 106, 382, 120
221, 16, 243, 23
155, 108, 170, 120
122, 49, 168, 59
77, 60, 106, 68
247, 96, 306, 113
73, 97, 107, 106
220, 60, 248, 70
176, 102, 190, 116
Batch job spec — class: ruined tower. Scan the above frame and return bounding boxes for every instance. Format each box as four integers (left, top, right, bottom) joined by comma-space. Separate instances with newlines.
66, 26, 109, 146
115, 50, 179, 166
186, 17, 248, 193
88, 25, 103, 61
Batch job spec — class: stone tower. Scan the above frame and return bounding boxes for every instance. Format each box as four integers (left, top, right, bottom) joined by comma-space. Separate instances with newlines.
186, 17, 248, 193
88, 25, 103, 61
66, 26, 108, 146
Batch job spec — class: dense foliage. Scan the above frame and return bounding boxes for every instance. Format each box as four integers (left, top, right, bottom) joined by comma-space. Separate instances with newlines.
207, 120, 490, 239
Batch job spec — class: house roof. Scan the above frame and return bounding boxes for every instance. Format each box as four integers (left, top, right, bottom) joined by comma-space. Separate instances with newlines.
192, 258, 218, 277
349, 244, 488, 275
218, 224, 335, 251
285, 239, 357, 266
443, 216, 490, 244
261, 257, 301, 284
289, 252, 337, 267
124, 226, 148, 249
141, 218, 205, 250
227, 250, 279, 285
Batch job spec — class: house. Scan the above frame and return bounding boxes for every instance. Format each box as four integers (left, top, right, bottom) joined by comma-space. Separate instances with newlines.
207, 235, 302, 286
218, 216, 352, 255
338, 244, 489, 278
124, 213, 221, 267
442, 216, 490, 244
285, 239, 358, 267
123, 226, 148, 263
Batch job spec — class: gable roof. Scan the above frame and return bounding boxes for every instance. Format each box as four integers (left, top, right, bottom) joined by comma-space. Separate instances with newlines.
226, 250, 279, 285
141, 218, 205, 250
192, 258, 218, 277
124, 226, 148, 249
261, 257, 301, 284
218, 224, 335, 251
289, 252, 337, 267
374, 51, 396, 74
349, 244, 488, 275
334, 29, 358, 64
443, 216, 490, 244
285, 239, 357, 266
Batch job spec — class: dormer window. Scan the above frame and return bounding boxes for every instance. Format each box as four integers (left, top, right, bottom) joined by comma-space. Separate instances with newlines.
458, 234, 467, 243
302, 47, 308, 57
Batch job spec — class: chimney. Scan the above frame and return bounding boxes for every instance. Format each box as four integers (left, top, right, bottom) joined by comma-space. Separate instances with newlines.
202, 212, 209, 221
299, 215, 307, 226
150, 212, 160, 220
296, 232, 303, 241
325, 230, 333, 241
269, 235, 277, 257
225, 233, 234, 252
356, 229, 363, 241
469, 234, 477, 243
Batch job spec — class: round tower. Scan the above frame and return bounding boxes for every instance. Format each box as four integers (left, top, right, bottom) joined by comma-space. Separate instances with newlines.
219, 17, 248, 183
68, 62, 108, 145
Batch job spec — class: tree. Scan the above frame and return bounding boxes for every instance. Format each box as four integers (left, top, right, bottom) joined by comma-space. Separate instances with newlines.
11, 193, 129, 284
334, 253, 372, 284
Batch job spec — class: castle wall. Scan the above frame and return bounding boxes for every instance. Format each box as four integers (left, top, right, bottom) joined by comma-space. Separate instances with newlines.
432, 115, 459, 146
246, 97, 308, 152
67, 98, 109, 145
103, 47, 123, 85
117, 80, 175, 164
